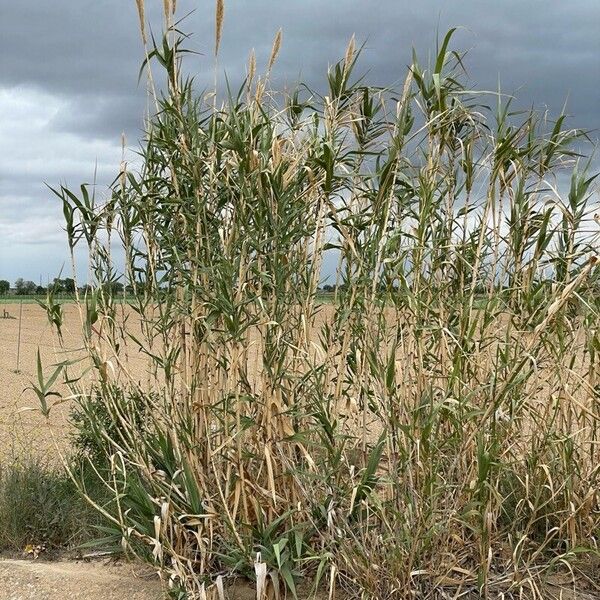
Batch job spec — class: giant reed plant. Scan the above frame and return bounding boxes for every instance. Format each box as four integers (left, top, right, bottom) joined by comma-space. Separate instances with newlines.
43, 3, 600, 598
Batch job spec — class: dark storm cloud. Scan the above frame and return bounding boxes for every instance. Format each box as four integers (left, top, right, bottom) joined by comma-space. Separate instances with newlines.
2, 1, 599, 136
0, 0, 598, 282
47, 93, 147, 142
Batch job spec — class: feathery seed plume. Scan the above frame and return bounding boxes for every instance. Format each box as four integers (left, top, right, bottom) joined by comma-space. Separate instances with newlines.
267, 29, 282, 72
163, 0, 172, 22
248, 49, 256, 87
215, 0, 225, 57
135, 0, 147, 44
344, 34, 356, 71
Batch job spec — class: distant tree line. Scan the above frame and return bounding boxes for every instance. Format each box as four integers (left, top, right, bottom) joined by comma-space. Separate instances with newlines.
0, 277, 125, 296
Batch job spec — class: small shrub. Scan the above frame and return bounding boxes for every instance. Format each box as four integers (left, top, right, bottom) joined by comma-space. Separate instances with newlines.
71, 387, 149, 463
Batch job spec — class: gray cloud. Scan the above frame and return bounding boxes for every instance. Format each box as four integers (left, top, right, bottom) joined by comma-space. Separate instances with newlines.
0, 0, 598, 282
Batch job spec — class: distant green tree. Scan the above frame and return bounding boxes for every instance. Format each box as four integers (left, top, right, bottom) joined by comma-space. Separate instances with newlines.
15, 278, 36, 295
50, 278, 64, 293
63, 278, 76, 293
36, 285, 46, 294
103, 281, 124, 295
0, 280, 9, 294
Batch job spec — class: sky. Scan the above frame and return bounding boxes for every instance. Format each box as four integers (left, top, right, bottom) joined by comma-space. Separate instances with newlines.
0, 1, 598, 285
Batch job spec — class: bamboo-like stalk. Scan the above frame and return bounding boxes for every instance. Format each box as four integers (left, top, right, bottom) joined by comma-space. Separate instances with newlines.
39, 12, 600, 600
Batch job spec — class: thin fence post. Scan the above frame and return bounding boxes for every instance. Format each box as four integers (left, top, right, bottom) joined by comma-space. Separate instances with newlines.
16, 300, 23, 372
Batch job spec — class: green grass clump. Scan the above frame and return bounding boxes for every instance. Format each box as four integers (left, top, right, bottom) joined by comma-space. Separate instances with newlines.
0, 457, 108, 553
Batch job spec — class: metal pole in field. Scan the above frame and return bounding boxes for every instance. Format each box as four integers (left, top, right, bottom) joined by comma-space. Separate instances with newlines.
16, 300, 23, 372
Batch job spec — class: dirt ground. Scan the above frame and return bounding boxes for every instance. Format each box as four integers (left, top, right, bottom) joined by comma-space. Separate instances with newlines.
0, 303, 82, 459
0, 302, 154, 460
0, 559, 162, 600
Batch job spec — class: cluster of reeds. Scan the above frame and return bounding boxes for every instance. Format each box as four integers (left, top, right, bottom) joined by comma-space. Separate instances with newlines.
43, 2, 600, 598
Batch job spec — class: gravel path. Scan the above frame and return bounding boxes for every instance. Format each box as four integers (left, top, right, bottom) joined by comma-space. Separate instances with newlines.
0, 559, 163, 600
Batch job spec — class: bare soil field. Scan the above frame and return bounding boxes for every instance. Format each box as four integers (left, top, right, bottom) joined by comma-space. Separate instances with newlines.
0, 303, 152, 460
0, 303, 78, 459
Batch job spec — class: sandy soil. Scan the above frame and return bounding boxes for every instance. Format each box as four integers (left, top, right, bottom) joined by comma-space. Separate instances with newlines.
0, 303, 82, 459
0, 559, 162, 600
0, 303, 153, 460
